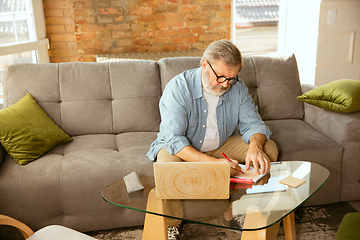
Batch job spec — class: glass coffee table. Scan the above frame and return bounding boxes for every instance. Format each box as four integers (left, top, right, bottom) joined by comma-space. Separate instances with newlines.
102, 161, 329, 240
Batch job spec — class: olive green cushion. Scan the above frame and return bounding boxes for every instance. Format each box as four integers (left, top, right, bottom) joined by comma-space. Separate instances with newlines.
335, 212, 360, 240
0, 93, 73, 165
297, 79, 360, 113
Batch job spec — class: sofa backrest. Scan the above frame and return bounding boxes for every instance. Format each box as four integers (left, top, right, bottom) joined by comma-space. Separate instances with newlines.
3, 54, 303, 136
158, 54, 304, 121
242, 54, 304, 120
158, 57, 201, 92
3, 61, 161, 136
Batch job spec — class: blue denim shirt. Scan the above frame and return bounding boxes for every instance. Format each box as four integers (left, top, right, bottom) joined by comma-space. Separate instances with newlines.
146, 67, 271, 161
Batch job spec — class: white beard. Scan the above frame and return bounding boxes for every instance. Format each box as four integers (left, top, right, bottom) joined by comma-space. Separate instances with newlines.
202, 70, 231, 97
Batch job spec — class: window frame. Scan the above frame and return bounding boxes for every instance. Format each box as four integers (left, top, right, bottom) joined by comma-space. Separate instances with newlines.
0, 0, 49, 108
0, 0, 49, 62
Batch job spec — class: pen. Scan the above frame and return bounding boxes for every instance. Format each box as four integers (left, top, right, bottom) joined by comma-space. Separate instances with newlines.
221, 152, 245, 174
230, 178, 253, 184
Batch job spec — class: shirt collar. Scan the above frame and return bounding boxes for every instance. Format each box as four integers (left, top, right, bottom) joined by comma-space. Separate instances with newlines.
193, 67, 203, 99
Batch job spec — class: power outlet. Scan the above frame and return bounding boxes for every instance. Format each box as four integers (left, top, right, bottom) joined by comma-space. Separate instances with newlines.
328, 9, 337, 24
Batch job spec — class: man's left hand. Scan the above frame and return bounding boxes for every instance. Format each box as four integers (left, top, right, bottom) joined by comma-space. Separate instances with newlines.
245, 142, 270, 175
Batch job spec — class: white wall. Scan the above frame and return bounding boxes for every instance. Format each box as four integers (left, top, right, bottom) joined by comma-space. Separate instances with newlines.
315, 0, 360, 86
278, 0, 321, 85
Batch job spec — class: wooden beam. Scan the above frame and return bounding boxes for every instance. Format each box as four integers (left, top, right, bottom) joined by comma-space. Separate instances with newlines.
283, 212, 296, 240
154, 162, 230, 199
142, 189, 168, 240
241, 206, 280, 240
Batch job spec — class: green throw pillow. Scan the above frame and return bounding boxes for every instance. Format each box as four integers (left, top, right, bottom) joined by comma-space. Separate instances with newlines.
297, 79, 360, 113
0, 93, 73, 165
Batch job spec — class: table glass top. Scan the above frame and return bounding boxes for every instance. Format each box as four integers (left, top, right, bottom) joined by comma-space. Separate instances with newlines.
102, 161, 329, 231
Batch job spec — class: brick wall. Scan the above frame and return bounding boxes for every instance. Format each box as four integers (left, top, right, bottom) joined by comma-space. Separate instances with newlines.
43, 0, 232, 63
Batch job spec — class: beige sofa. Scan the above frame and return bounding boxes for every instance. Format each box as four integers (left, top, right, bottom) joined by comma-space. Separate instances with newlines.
1, 54, 359, 238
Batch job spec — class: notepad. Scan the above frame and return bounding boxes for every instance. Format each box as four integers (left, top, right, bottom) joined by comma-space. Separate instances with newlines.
279, 176, 306, 188
233, 164, 270, 183
123, 172, 144, 193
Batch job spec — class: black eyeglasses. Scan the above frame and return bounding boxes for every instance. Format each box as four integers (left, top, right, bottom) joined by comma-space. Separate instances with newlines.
207, 60, 239, 85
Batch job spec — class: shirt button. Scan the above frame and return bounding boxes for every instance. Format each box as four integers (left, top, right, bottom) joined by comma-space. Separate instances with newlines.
203, 125, 205, 127
204, 110, 207, 112
200, 141, 202, 143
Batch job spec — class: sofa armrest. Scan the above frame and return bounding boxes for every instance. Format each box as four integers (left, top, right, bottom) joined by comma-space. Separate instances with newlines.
0, 144, 5, 166
303, 94, 360, 202
301, 83, 360, 145
304, 101, 360, 146
301, 84, 316, 94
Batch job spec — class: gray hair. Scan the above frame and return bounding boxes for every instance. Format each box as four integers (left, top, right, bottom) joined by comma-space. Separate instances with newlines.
201, 39, 243, 71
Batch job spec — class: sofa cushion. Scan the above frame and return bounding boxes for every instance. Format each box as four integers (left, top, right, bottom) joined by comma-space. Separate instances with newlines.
3, 64, 60, 108
238, 56, 259, 107
59, 63, 114, 136
3, 64, 63, 129
109, 61, 162, 133
245, 54, 304, 120
0, 93, 72, 165
298, 79, 360, 113
116, 132, 157, 176
0, 153, 63, 228
11, 61, 162, 137
0, 132, 157, 232
158, 57, 201, 92
58, 133, 155, 222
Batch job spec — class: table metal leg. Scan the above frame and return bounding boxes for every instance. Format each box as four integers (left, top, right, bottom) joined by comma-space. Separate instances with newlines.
142, 188, 168, 240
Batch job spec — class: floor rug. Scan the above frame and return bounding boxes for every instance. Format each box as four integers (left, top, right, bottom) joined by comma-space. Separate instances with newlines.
86, 202, 358, 239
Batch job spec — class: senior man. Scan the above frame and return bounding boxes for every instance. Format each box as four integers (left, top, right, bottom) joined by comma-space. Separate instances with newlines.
146, 39, 279, 239
147, 39, 278, 175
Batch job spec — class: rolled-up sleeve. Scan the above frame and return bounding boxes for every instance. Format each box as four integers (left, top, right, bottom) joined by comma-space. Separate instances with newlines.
160, 81, 192, 154
238, 84, 271, 143
146, 78, 192, 160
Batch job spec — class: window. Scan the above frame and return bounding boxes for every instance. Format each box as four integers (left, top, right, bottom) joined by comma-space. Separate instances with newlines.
232, 0, 321, 85
0, 0, 49, 107
232, 0, 280, 54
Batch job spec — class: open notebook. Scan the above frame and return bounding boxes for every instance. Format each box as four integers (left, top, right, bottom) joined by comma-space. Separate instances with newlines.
233, 164, 270, 183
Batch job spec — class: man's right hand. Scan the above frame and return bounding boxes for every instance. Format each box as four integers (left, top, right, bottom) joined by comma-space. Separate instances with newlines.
225, 158, 242, 177
175, 146, 243, 177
